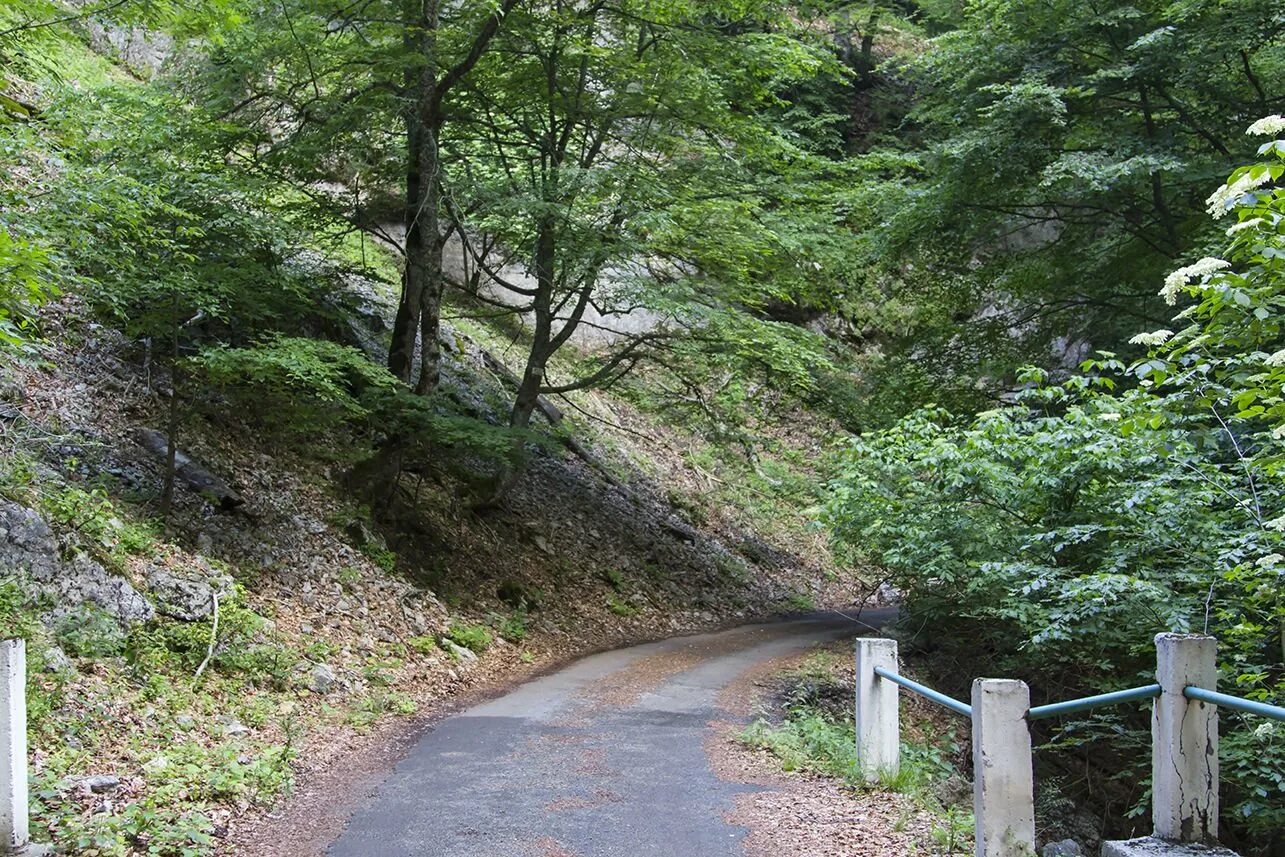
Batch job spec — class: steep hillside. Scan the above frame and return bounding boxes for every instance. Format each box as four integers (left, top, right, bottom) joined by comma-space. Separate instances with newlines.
0, 6, 870, 853
0, 279, 867, 856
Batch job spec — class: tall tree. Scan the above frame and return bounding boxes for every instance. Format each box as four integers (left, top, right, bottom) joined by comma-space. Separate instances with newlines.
199, 0, 521, 392
445, 0, 848, 432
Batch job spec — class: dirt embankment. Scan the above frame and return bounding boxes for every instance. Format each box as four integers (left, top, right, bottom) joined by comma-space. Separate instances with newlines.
1, 296, 870, 853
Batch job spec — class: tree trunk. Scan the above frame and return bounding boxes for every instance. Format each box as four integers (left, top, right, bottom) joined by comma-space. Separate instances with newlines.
389, 0, 442, 386
388, 122, 426, 381
161, 292, 180, 522
509, 216, 557, 429
415, 234, 443, 394
475, 218, 555, 507
509, 355, 545, 430
856, 6, 880, 86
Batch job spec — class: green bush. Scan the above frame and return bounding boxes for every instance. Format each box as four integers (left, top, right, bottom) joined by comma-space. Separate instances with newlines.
0, 226, 54, 349
192, 337, 399, 437
824, 132, 1285, 841
40, 484, 156, 570
605, 594, 638, 617
407, 636, 438, 656
54, 606, 127, 659
445, 622, 492, 654
492, 611, 528, 643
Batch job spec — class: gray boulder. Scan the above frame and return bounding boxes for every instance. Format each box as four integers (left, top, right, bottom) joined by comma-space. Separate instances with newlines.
1102, 838, 1239, 857
441, 639, 478, 662
49, 554, 154, 625
42, 644, 74, 674
1042, 841, 1084, 857
75, 775, 122, 795
0, 501, 153, 625
146, 562, 234, 621
309, 663, 338, 694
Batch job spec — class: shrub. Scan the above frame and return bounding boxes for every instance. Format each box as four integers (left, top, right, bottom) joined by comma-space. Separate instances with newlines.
605, 594, 638, 617
492, 611, 528, 643
445, 622, 492, 654
824, 127, 1285, 841
192, 337, 398, 437
0, 227, 54, 349
54, 606, 127, 659
408, 636, 438, 656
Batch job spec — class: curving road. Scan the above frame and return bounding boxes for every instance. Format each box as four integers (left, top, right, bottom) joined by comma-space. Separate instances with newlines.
326, 610, 892, 857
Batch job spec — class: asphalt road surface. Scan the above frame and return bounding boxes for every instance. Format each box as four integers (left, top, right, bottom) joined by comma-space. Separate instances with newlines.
327, 609, 893, 857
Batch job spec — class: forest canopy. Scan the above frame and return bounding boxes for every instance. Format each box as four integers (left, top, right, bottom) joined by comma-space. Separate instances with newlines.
1, 0, 1283, 852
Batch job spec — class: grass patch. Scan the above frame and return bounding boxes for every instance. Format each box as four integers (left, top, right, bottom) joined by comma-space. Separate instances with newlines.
491, 610, 529, 643
741, 713, 859, 780
445, 622, 492, 654
605, 594, 638, 617
738, 647, 974, 853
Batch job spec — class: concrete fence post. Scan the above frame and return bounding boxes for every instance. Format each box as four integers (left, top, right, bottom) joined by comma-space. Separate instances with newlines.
1, 639, 29, 854
855, 638, 899, 782
1153, 633, 1219, 843
972, 678, 1035, 857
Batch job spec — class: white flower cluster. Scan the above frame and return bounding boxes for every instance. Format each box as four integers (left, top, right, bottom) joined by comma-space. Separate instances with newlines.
1160, 257, 1230, 304
1205, 171, 1271, 218
1266, 349, 1285, 367
1226, 217, 1264, 236
1254, 722, 1278, 741
1129, 329, 1173, 346
1247, 115, 1285, 137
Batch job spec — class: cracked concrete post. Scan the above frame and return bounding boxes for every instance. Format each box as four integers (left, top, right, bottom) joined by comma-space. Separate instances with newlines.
972, 678, 1035, 857
1153, 633, 1218, 843
1, 640, 29, 853
855, 638, 899, 783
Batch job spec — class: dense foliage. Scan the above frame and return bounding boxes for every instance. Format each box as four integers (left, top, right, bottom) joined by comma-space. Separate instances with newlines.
4, 0, 1285, 851
837, 0, 1285, 420
826, 130, 1285, 845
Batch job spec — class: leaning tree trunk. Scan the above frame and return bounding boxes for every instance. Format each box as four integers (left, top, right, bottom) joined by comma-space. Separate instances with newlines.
388, 121, 427, 382
476, 220, 556, 507
508, 216, 558, 430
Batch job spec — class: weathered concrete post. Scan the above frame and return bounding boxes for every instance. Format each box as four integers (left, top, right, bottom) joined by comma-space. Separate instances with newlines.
855, 638, 899, 782
1153, 633, 1218, 843
972, 678, 1035, 857
1, 639, 30, 854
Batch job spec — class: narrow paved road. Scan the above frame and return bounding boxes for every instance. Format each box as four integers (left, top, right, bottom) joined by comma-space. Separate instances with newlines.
327, 610, 891, 857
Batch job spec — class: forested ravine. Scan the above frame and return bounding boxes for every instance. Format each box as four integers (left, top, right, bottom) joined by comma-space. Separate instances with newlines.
1, 1, 1282, 855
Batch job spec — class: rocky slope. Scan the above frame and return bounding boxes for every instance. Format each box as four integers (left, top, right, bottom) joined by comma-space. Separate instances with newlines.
0, 285, 868, 853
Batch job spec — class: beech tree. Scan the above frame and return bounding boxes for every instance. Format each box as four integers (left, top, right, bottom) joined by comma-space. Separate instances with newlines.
201, 0, 522, 393
445, 0, 847, 431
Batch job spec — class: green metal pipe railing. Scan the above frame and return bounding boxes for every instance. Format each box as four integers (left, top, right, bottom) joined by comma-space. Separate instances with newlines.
1184, 686, 1285, 722
870, 662, 1281, 725
873, 665, 972, 718
1027, 684, 1161, 721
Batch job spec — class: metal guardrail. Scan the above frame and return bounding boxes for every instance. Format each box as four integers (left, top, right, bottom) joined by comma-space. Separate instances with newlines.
1027, 683, 1161, 720
861, 633, 1283, 857
1184, 685, 1285, 722
873, 671, 1284, 726
873, 665, 973, 717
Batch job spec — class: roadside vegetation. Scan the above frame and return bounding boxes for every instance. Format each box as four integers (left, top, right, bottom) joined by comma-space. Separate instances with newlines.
739, 648, 974, 855
825, 143, 1285, 849
1, 0, 1282, 853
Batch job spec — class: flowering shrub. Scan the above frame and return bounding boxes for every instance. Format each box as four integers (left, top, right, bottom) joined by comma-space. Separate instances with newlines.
825, 119, 1285, 846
